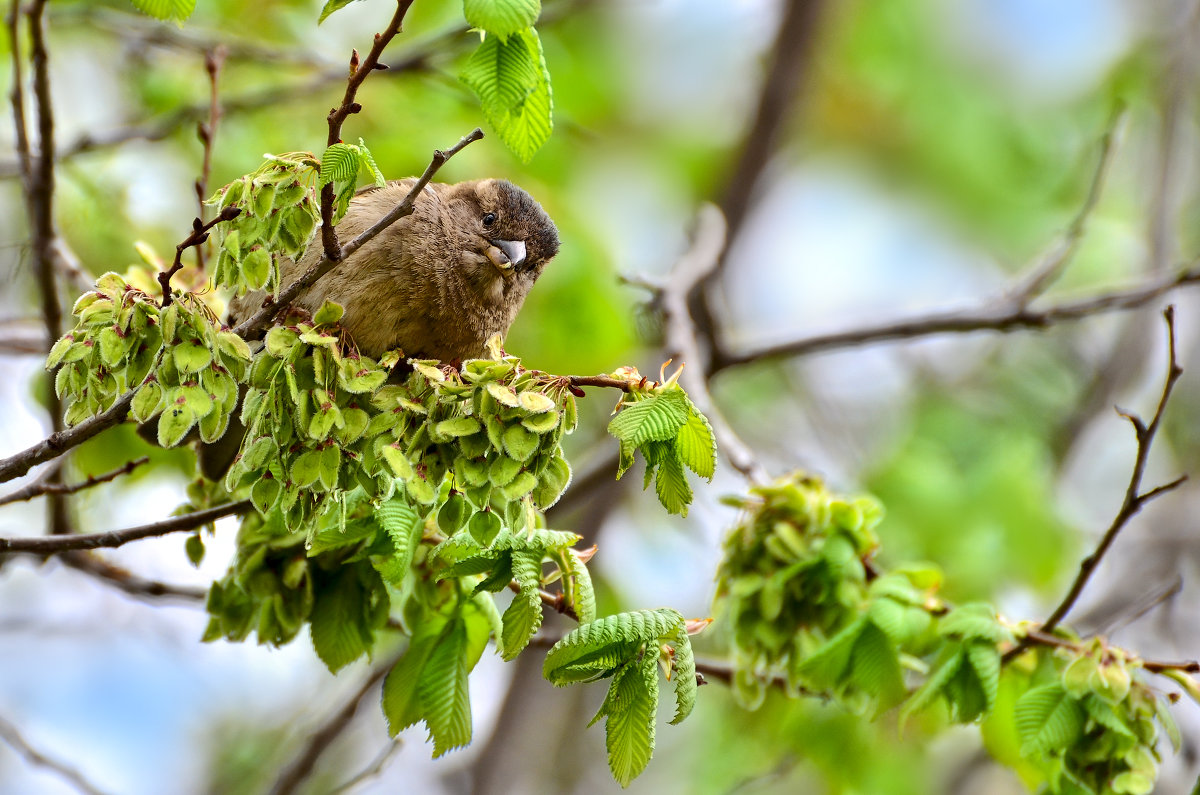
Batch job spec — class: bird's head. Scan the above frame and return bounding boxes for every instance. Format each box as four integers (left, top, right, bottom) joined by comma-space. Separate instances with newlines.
441, 179, 559, 289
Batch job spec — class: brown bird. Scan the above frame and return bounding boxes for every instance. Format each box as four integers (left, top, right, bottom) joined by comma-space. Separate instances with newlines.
165, 177, 558, 479
228, 177, 560, 360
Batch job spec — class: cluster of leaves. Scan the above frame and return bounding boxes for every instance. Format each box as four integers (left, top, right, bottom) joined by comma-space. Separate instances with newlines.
319, 138, 387, 222
983, 640, 1181, 795
205, 491, 417, 670
543, 609, 698, 786
224, 302, 391, 531
713, 472, 1196, 794
607, 374, 716, 516
206, 152, 323, 296
715, 472, 899, 707
129, 0, 194, 24
47, 272, 251, 439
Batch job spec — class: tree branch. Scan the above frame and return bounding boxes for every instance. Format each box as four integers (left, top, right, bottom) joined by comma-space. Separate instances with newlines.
158, 205, 241, 306
193, 45, 226, 272
231, 127, 484, 339
0, 714, 113, 795
0, 456, 148, 507
268, 655, 399, 795
57, 551, 207, 602
0, 391, 135, 484
0, 499, 251, 555
1004, 307, 1186, 662
713, 264, 1200, 372
663, 204, 767, 482
318, 0, 416, 262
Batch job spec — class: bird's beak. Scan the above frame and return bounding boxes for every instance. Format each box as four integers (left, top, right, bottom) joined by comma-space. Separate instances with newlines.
485, 239, 527, 276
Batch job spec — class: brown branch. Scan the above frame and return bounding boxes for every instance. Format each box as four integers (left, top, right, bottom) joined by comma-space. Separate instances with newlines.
231, 127, 483, 339
664, 204, 766, 482
0, 456, 148, 506
193, 45, 226, 272
0, 391, 135, 484
6, 1, 31, 188
1004, 307, 1186, 662
565, 375, 635, 393
268, 655, 399, 795
0, 713, 113, 795
0, 499, 251, 555
713, 264, 1200, 372
1013, 629, 1199, 675
58, 551, 207, 602
318, 0, 416, 262
1006, 105, 1125, 306
158, 205, 241, 306
14, 0, 71, 536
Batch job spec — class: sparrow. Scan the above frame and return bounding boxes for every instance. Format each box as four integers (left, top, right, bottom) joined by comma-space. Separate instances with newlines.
228, 177, 560, 360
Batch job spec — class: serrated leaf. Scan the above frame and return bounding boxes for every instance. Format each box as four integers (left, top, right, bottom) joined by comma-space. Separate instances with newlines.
464, 0, 540, 38
1014, 682, 1085, 757
667, 625, 696, 724
310, 568, 373, 673
651, 450, 692, 516
603, 656, 658, 787
129, 0, 195, 23
500, 582, 542, 660
357, 139, 386, 187
320, 143, 361, 187
938, 603, 1008, 644
318, 0, 359, 23
377, 498, 421, 581
383, 618, 446, 735
965, 642, 1000, 714
901, 647, 965, 723
460, 29, 553, 163
608, 390, 690, 449
417, 620, 473, 756
675, 405, 716, 480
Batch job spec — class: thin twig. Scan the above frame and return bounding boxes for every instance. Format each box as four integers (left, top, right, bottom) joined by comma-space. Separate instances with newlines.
158, 205, 241, 306
663, 204, 766, 482
268, 655, 400, 795
712, 263, 1200, 372
0, 456, 148, 506
1014, 629, 1199, 675
327, 740, 402, 795
0, 499, 251, 555
57, 551, 207, 602
1006, 105, 1126, 306
1003, 307, 1186, 662
318, 0, 417, 261
193, 45, 226, 272
231, 127, 484, 339
0, 714, 113, 795
0, 391, 136, 484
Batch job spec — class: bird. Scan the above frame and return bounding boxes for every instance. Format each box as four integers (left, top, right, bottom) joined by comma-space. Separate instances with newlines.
166, 177, 559, 479
228, 177, 560, 361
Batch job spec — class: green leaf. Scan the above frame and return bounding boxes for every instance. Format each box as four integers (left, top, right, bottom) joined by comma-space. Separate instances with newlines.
544, 609, 685, 684
437, 417, 483, 438
607, 390, 690, 449
382, 617, 447, 735
157, 401, 196, 447
1014, 682, 1085, 757
965, 641, 1001, 714
500, 580, 543, 660
651, 450, 692, 517
464, 0, 540, 38
468, 509, 502, 547
129, 0, 195, 23
460, 29, 553, 163
250, 477, 281, 514
417, 620, 473, 756
667, 625, 696, 724
502, 423, 538, 462
901, 647, 964, 723
318, 0, 359, 23
185, 533, 205, 567
241, 247, 272, 291
310, 568, 373, 673
938, 603, 1009, 644
312, 300, 344, 326
320, 143, 361, 187
849, 622, 906, 708
130, 381, 164, 423
674, 404, 716, 480
357, 139, 386, 187
173, 341, 213, 374
603, 656, 658, 787
376, 498, 421, 583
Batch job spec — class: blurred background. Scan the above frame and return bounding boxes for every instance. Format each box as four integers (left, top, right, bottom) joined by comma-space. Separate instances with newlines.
3, 0, 1200, 792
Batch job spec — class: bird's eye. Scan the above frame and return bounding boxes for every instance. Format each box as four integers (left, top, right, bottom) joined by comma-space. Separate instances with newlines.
482, 213, 497, 227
